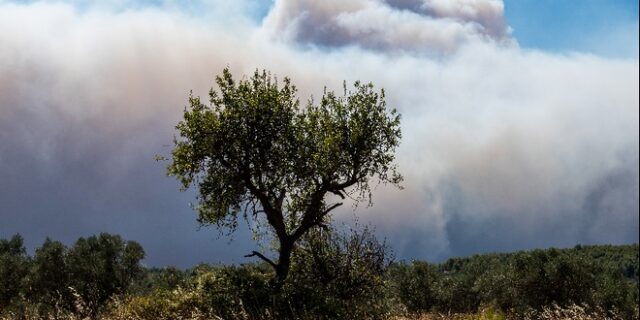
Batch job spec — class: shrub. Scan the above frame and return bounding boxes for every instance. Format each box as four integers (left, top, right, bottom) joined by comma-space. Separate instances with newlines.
523, 303, 638, 320
282, 226, 393, 319
117, 264, 273, 319
388, 261, 441, 313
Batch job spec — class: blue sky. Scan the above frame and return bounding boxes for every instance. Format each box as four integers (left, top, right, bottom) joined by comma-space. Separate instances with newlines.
504, 0, 639, 58
0, 0, 638, 267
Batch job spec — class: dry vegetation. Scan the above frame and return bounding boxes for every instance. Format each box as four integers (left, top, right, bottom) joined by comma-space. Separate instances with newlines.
2, 300, 638, 320
394, 304, 638, 320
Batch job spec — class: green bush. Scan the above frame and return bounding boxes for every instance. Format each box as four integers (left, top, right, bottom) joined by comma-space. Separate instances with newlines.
282, 227, 393, 319
117, 265, 273, 319
388, 261, 440, 313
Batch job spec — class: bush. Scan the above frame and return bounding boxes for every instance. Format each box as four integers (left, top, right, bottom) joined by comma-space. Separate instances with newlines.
282, 226, 393, 319
192, 265, 272, 319
523, 303, 638, 320
116, 264, 273, 319
388, 261, 440, 313
474, 249, 596, 314
130, 266, 188, 295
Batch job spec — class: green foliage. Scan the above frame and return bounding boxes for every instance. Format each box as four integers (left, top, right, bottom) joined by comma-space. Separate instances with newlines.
169, 68, 401, 230
168, 67, 402, 281
118, 265, 274, 319
513, 249, 595, 310
24, 238, 69, 309
390, 244, 639, 318
283, 227, 393, 319
0, 233, 145, 318
184, 264, 273, 319
0, 235, 29, 308
131, 266, 187, 294
117, 227, 393, 320
388, 261, 440, 313
1, 231, 637, 319
66, 233, 145, 315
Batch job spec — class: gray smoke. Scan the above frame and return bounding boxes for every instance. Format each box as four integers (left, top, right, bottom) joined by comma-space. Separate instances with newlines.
262, 0, 513, 55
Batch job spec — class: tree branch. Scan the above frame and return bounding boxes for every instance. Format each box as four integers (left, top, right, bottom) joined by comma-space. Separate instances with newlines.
276, 188, 286, 209
328, 175, 360, 191
329, 189, 346, 199
244, 251, 277, 269
322, 202, 343, 216
243, 174, 288, 241
291, 202, 343, 241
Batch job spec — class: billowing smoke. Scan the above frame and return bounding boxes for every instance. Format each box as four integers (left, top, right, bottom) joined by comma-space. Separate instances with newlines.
0, 0, 637, 266
262, 0, 513, 55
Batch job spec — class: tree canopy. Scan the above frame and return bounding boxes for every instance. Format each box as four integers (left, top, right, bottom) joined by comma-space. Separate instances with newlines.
168, 68, 402, 282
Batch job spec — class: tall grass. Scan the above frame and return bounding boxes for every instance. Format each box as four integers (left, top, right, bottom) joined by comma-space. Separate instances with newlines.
2, 292, 638, 320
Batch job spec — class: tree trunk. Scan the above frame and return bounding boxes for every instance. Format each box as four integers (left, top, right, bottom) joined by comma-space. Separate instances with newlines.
274, 238, 294, 285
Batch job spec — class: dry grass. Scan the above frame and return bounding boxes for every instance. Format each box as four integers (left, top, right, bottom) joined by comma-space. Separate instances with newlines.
523, 303, 635, 320
392, 307, 506, 320
2, 298, 638, 320
392, 304, 639, 320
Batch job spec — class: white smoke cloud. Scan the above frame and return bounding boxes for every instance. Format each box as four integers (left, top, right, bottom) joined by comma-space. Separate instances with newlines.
0, 0, 637, 265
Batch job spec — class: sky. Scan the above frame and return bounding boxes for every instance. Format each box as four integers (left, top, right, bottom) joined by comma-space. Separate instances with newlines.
0, 0, 638, 268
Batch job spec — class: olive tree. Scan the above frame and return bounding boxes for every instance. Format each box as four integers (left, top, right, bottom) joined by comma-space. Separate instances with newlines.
0, 234, 29, 308
168, 68, 401, 283
66, 233, 145, 315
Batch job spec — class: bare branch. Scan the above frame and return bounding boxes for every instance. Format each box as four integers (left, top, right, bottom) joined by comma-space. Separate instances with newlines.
328, 175, 359, 191
329, 189, 346, 199
244, 251, 277, 269
322, 202, 343, 216
291, 202, 343, 241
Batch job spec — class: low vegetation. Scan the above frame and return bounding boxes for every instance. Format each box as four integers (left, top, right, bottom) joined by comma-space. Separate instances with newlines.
1, 231, 638, 319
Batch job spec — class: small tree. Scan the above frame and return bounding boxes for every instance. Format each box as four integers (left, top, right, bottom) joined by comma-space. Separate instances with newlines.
66, 233, 145, 315
168, 68, 402, 283
26, 238, 69, 307
0, 234, 29, 308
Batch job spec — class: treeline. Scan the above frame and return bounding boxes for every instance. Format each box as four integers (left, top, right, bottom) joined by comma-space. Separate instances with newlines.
1, 231, 638, 319
128, 242, 639, 319
1, 229, 391, 319
0, 233, 145, 318
389, 244, 639, 317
